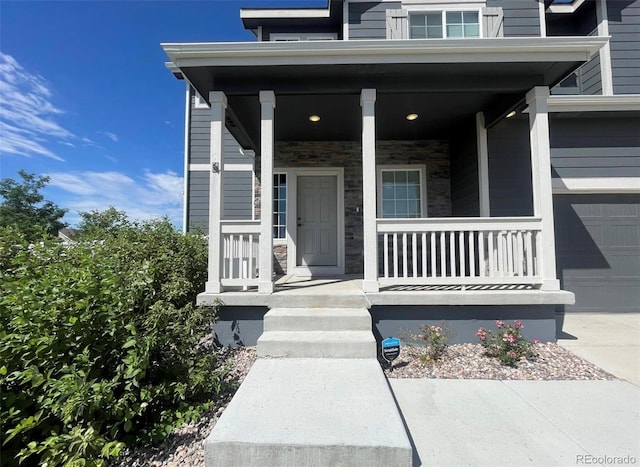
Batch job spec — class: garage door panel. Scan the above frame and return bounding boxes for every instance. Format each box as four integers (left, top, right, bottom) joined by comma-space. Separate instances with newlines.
554, 194, 640, 312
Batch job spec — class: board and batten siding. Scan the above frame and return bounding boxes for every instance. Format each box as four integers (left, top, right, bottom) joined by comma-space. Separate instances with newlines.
349, 1, 400, 39
187, 96, 254, 232
486, 0, 540, 37
549, 116, 640, 179
608, 0, 640, 94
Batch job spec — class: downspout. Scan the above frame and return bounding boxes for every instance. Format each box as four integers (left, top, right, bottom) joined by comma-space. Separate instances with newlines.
182, 83, 192, 234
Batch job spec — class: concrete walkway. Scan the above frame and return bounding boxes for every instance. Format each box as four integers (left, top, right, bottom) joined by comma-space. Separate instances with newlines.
557, 312, 640, 386
391, 312, 640, 466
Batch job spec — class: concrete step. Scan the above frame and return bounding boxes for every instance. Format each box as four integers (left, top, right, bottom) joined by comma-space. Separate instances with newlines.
263, 307, 372, 332
258, 330, 377, 358
205, 358, 413, 467
268, 293, 370, 309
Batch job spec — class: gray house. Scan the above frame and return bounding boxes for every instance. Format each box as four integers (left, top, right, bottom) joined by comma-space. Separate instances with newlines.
163, 0, 639, 346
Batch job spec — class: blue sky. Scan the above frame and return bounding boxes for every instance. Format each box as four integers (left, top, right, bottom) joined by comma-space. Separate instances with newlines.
0, 0, 323, 228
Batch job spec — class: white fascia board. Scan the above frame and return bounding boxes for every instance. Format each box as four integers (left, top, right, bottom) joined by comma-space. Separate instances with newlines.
547, 0, 588, 14
552, 177, 640, 194
546, 94, 640, 112
162, 36, 607, 68
240, 8, 330, 19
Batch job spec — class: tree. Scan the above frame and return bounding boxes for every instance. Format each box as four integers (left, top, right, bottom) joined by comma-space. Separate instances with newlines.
0, 170, 67, 240
77, 207, 130, 238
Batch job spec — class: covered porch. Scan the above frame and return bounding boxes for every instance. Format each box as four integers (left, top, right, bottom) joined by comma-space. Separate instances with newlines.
162, 36, 606, 298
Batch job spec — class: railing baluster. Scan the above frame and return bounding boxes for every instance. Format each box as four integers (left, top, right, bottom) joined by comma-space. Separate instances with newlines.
422, 233, 427, 278
402, 233, 408, 278
383, 233, 389, 278
535, 230, 543, 277
449, 231, 456, 277
440, 232, 446, 277
497, 232, 504, 277
248, 234, 254, 278
469, 231, 475, 277
478, 231, 485, 278
430, 233, 436, 278
459, 231, 465, 277
488, 231, 494, 278
412, 233, 418, 277
516, 231, 524, 277
525, 231, 533, 277
507, 231, 514, 277
393, 233, 399, 278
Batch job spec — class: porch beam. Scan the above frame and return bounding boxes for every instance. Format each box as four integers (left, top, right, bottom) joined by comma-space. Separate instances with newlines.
205, 91, 227, 294
526, 86, 559, 291
476, 112, 490, 217
361, 88, 379, 293
259, 90, 276, 294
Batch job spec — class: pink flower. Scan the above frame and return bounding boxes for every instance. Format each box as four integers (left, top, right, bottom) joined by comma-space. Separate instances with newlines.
514, 320, 523, 329
533, 338, 540, 344
495, 320, 504, 328
508, 350, 517, 358
479, 335, 486, 341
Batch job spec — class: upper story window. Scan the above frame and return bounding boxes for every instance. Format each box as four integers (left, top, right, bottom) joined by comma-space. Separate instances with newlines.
270, 33, 337, 42
409, 10, 481, 39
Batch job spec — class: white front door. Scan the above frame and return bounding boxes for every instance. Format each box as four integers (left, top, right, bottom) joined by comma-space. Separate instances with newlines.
296, 175, 338, 266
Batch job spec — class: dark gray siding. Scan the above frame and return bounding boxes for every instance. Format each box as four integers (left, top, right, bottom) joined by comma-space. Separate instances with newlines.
450, 118, 480, 216
487, 117, 534, 216
188, 171, 209, 232
190, 105, 249, 164
549, 115, 640, 178
187, 95, 255, 232
555, 194, 640, 312
487, 0, 541, 37
348, 1, 400, 39
608, 0, 640, 94
187, 171, 254, 232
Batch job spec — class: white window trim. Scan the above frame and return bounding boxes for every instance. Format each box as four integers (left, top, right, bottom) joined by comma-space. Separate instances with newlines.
270, 33, 338, 42
406, 7, 483, 39
273, 171, 287, 242
376, 165, 428, 218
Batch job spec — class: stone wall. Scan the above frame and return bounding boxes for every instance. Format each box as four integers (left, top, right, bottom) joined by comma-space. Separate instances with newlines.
255, 140, 451, 274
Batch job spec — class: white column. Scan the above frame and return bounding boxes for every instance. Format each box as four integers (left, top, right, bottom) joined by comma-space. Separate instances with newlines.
205, 91, 227, 294
361, 89, 379, 293
476, 112, 490, 217
596, 0, 614, 95
526, 86, 559, 291
259, 90, 276, 294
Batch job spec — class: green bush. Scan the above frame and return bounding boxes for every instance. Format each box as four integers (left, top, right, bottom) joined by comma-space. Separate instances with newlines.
0, 219, 230, 466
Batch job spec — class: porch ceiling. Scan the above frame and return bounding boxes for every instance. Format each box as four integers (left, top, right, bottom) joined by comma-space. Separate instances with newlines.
164, 37, 608, 151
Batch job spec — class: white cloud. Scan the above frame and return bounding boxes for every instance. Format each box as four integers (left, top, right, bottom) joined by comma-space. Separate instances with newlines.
0, 52, 74, 161
99, 131, 119, 143
48, 169, 184, 227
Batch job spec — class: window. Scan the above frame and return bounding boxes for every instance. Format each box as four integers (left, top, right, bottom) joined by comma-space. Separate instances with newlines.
410, 10, 480, 39
377, 167, 426, 218
273, 173, 287, 239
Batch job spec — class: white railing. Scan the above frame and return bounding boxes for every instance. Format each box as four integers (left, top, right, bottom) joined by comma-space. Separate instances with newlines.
376, 217, 543, 286
220, 220, 260, 287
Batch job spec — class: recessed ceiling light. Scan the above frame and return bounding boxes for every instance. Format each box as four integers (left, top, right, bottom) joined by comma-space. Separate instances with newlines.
309, 115, 320, 122
506, 110, 517, 118
406, 113, 418, 121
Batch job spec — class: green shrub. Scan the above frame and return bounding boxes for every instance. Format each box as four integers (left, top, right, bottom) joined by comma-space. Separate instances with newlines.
476, 320, 538, 367
416, 324, 450, 362
0, 219, 230, 466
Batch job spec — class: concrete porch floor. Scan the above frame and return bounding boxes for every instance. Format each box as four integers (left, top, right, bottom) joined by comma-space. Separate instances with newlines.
198, 275, 574, 307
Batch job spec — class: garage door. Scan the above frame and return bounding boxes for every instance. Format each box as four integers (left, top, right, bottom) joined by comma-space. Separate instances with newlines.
554, 194, 640, 312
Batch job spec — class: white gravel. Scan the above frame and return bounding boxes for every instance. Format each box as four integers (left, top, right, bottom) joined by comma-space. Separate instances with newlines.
112, 342, 615, 466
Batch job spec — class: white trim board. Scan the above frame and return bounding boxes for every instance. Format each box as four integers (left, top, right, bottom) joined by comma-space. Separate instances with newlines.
552, 177, 640, 194
163, 37, 607, 67
547, 0, 589, 14
189, 163, 254, 172
546, 94, 640, 112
